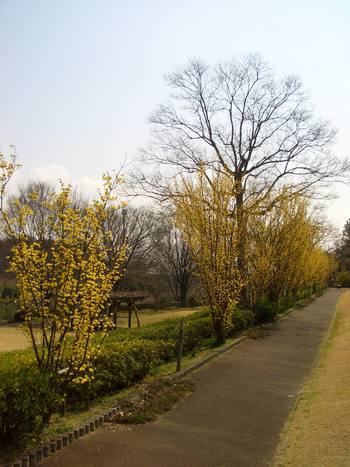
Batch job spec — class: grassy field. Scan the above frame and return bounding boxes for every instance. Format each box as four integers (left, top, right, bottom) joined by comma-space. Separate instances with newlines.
115, 306, 202, 327
273, 289, 350, 466
0, 306, 202, 352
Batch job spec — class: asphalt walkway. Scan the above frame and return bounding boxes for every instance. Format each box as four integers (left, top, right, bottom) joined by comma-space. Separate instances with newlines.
43, 289, 343, 467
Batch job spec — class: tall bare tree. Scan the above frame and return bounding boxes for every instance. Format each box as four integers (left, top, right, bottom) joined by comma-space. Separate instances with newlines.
102, 205, 158, 289
4, 180, 87, 242
158, 224, 196, 307
136, 54, 349, 287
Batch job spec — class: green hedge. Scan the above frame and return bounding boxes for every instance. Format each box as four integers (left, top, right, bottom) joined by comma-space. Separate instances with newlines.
67, 314, 214, 407
66, 339, 175, 407
253, 285, 324, 324
0, 351, 58, 443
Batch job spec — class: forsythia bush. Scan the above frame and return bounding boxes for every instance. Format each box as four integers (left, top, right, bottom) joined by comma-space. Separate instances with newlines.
248, 193, 336, 309
0, 154, 126, 387
174, 171, 244, 343
174, 169, 336, 339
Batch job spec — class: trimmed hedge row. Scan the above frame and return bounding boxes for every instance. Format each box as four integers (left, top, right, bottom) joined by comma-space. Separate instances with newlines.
66, 314, 217, 407
0, 350, 57, 442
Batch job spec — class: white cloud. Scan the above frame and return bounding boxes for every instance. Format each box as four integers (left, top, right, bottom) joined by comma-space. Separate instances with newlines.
8, 163, 102, 198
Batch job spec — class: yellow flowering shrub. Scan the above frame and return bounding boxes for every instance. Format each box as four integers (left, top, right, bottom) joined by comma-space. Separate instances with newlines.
173, 170, 244, 343
0, 153, 126, 384
248, 193, 336, 306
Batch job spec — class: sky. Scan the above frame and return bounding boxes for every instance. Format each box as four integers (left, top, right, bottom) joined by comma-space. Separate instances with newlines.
0, 0, 349, 229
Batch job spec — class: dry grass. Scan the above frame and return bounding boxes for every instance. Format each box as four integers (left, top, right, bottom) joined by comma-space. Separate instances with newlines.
273, 290, 350, 467
0, 323, 38, 351
110, 378, 196, 425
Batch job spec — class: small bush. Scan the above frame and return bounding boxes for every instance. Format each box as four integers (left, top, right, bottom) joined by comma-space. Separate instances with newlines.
0, 355, 58, 443
1, 286, 18, 300
229, 309, 255, 333
159, 296, 173, 308
66, 313, 213, 407
253, 299, 278, 324
13, 310, 24, 322
66, 339, 175, 407
277, 293, 294, 313
336, 270, 350, 287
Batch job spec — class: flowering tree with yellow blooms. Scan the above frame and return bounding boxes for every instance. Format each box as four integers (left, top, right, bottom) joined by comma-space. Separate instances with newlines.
0, 152, 126, 386
174, 170, 243, 343
247, 192, 336, 307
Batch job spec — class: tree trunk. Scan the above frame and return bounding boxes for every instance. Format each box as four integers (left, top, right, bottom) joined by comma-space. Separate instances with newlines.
212, 316, 225, 344
235, 179, 249, 307
179, 288, 187, 307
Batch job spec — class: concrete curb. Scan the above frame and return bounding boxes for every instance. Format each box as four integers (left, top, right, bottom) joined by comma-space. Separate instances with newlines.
5, 294, 318, 467
5, 409, 118, 467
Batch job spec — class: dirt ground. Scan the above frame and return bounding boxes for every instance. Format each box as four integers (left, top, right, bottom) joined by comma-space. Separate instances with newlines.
273, 289, 350, 467
0, 323, 36, 351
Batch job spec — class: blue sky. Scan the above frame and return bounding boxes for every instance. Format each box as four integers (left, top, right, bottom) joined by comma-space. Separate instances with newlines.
0, 0, 349, 228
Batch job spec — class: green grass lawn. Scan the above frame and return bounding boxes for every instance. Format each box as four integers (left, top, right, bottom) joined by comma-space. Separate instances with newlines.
114, 306, 202, 327
0, 306, 202, 352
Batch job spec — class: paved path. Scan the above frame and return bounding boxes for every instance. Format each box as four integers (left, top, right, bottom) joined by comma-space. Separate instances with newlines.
43, 289, 343, 467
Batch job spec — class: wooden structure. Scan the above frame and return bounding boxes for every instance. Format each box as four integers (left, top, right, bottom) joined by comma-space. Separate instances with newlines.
110, 292, 146, 328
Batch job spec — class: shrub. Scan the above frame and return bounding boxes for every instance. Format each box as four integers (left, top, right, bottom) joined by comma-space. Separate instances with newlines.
228, 309, 255, 333
0, 354, 58, 443
253, 299, 278, 324
1, 286, 18, 300
336, 270, 350, 287
277, 293, 294, 313
13, 310, 24, 322
159, 296, 173, 308
187, 295, 202, 307
66, 339, 175, 407
64, 312, 213, 407
181, 317, 213, 350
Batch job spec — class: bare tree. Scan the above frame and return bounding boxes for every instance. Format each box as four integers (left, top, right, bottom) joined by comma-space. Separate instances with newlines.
5, 180, 88, 242
102, 205, 158, 288
6, 181, 56, 241
136, 54, 349, 288
157, 224, 196, 307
